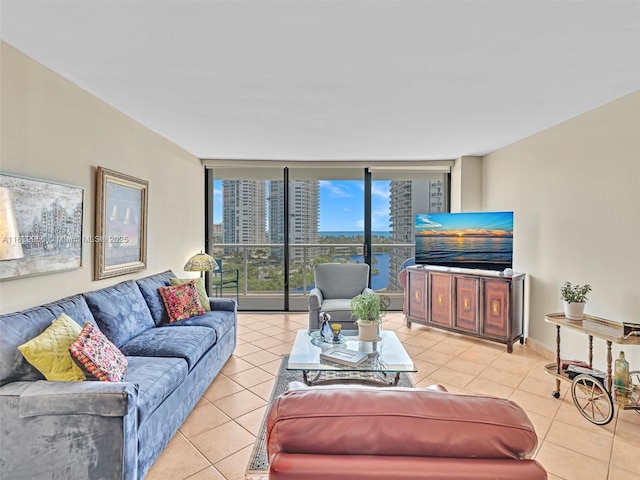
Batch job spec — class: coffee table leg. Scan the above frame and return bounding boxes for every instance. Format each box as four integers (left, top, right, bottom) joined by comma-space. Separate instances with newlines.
302, 370, 323, 385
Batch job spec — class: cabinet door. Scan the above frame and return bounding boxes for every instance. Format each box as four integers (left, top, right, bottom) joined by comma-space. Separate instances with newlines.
482, 279, 510, 338
454, 276, 479, 333
407, 270, 426, 320
429, 273, 452, 327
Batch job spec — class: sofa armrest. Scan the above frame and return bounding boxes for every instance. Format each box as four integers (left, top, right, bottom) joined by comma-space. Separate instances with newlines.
18, 380, 138, 418
308, 288, 323, 311
209, 297, 237, 312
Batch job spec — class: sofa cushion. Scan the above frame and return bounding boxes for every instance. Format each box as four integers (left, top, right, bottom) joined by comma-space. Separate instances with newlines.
17, 313, 86, 382
168, 310, 236, 343
0, 306, 57, 386
158, 282, 205, 323
170, 277, 211, 311
123, 356, 188, 424
43, 294, 98, 327
135, 270, 176, 325
84, 280, 155, 347
267, 385, 539, 459
119, 326, 216, 371
69, 322, 129, 382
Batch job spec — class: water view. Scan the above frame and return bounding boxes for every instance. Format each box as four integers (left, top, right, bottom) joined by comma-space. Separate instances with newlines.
415, 236, 512, 270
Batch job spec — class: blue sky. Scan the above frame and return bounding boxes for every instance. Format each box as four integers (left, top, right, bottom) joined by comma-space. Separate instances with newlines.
318, 180, 389, 231
416, 212, 513, 235
213, 180, 391, 232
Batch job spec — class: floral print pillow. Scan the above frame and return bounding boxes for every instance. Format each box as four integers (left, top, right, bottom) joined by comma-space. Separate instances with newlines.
158, 282, 205, 323
69, 322, 128, 382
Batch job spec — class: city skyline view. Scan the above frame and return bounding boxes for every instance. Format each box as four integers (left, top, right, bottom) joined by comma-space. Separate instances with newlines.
213, 179, 392, 233
210, 176, 447, 294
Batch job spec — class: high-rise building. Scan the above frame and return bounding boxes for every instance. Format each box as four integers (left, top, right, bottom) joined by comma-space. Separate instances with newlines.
222, 180, 267, 247
388, 179, 447, 291
269, 180, 319, 261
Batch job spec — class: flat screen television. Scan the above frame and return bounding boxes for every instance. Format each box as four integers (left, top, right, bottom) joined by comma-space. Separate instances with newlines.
415, 211, 513, 271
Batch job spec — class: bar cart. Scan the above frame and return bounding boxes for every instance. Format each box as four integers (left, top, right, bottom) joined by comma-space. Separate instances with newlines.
544, 313, 640, 425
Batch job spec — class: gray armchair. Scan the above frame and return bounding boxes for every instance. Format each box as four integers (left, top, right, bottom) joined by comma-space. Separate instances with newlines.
308, 263, 374, 330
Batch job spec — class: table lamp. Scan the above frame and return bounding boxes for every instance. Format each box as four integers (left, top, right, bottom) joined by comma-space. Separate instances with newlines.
184, 251, 218, 277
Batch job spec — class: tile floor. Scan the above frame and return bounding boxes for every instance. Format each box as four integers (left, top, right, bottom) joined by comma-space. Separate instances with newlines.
146, 312, 640, 480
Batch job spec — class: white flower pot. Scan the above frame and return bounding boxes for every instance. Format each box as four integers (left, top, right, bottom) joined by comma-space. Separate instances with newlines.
357, 321, 379, 342
563, 301, 586, 320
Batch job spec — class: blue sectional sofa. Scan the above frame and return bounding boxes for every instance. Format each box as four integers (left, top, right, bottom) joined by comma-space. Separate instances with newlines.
0, 270, 237, 480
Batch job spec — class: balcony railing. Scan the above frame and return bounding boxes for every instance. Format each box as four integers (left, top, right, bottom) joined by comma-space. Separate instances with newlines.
208, 242, 414, 310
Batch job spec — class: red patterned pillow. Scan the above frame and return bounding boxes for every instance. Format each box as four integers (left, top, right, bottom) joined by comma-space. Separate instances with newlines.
69, 322, 128, 382
158, 281, 205, 323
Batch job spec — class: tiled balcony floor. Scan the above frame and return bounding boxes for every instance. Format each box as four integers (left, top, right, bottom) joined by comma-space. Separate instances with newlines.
146, 312, 640, 480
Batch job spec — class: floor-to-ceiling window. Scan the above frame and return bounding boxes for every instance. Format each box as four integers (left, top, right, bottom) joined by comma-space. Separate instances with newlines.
205, 161, 451, 311
286, 166, 365, 311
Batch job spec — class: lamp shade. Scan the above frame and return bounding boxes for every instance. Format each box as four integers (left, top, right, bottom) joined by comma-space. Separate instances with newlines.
184, 251, 218, 273
0, 187, 24, 261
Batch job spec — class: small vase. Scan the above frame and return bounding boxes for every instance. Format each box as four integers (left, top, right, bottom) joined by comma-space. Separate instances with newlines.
563, 301, 585, 320
357, 321, 379, 342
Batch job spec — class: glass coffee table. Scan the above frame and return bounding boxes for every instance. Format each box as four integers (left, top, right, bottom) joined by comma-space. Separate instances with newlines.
287, 329, 416, 386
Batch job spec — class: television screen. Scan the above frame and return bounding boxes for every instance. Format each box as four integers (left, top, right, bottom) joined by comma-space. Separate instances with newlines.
415, 211, 513, 271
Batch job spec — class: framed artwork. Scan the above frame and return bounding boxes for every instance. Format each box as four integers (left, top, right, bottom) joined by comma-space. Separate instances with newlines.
0, 173, 84, 281
95, 167, 148, 280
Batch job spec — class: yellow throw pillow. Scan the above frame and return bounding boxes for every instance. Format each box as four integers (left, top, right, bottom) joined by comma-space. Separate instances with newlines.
170, 277, 211, 311
18, 313, 86, 381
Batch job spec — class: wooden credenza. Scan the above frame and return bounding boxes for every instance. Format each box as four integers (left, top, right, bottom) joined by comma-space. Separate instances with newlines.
405, 266, 525, 353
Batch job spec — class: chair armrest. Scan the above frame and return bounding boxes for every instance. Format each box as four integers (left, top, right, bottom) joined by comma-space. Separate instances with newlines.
209, 297, 238, 312
308, 288, 323, 310
18, 380, 138, 418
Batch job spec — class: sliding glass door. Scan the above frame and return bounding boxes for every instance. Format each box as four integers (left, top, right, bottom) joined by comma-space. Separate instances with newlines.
369, 168, 449, 309
207, 166, 285, 311
205, 163, 450, 311
287, 167, 364, 311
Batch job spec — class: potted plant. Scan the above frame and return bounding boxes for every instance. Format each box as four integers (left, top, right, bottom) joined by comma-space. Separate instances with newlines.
560, 281, 592, 320
350, 293, 390, 341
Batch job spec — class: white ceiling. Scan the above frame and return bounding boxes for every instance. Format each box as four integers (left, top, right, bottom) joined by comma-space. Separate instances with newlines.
1, 1, 639, 161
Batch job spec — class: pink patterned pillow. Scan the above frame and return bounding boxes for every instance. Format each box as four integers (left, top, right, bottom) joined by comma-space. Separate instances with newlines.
69, 322, 128, 382
158, 281, 205, 323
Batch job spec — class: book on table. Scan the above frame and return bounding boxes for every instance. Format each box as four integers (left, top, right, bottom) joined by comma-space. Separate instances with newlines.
320, 347, 368, 367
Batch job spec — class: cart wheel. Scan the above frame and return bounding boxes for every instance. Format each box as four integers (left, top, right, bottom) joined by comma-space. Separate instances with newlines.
571, 374, 614, 425
629, 371, 640, 415
552, 390, 560, 399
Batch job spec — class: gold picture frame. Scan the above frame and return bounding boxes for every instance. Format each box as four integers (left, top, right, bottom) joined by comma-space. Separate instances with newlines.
95, 167, 148, 280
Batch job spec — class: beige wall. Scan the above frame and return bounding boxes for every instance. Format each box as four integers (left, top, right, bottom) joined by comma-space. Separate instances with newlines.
0, 42, 205, 314
483, 90, 640, 369
450, 156, 482, 212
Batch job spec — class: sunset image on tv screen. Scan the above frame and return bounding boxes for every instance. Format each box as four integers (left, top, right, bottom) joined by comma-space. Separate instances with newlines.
415, 212, 513, 271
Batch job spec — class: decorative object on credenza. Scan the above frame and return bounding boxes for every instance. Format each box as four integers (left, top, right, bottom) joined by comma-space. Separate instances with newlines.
560, 281, 592, 320
0, 186, 24, 261
350, 292, 390, 341
95, 167, 148, 280
184, 251, 219, 278
0, 173, 83, 280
